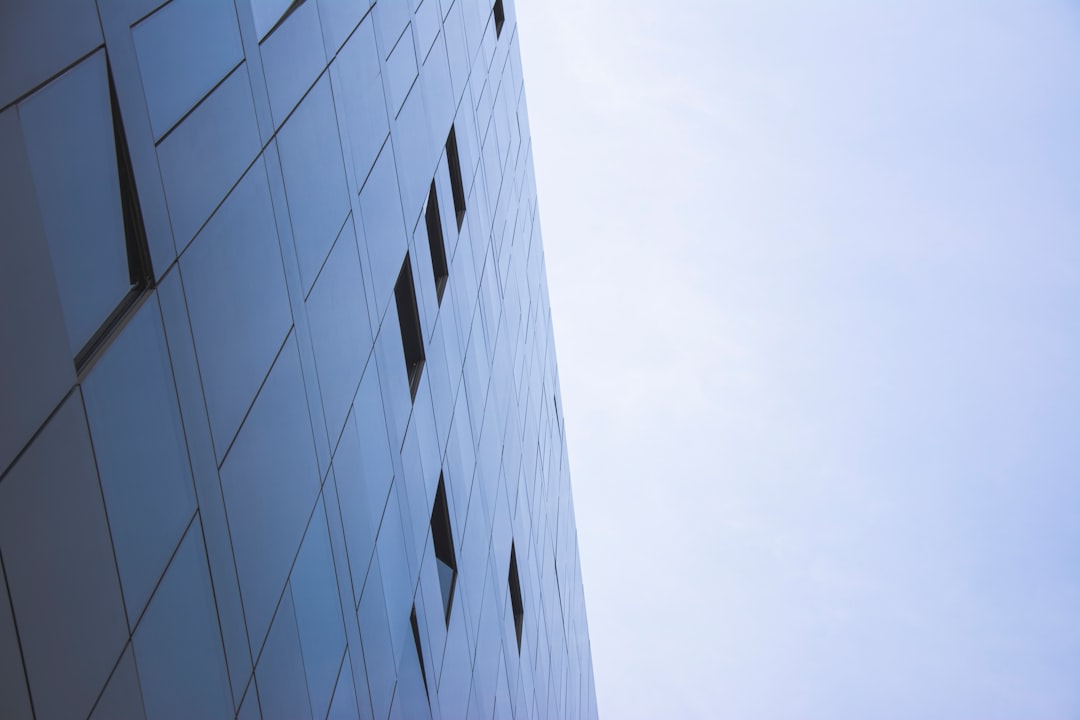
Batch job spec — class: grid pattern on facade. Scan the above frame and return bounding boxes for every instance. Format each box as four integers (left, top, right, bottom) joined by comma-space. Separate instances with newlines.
0, 1, 597, 719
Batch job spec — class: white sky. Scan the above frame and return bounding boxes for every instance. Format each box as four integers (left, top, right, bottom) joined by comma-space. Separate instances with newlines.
515, 1, 1080, 717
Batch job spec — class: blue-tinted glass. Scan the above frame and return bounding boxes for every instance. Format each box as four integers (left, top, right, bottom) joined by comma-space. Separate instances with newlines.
0, 0, 101, 108
354, 362, 396, 499
260, 138, 335, 476
0, 559, 32, 720
384, 26, 418, 117
156, 266, 253, 704
424, 322, 455, 448
373, 1, 410, 55
0, 3, 599, 717
393, 71, 435, 226
0, 394, 128, 720
133, 0, 244, 138
180, 158, 292, 459
258, 1, 321, 131
315, 0, 367, 57
357, 554, 396, 720
82, 295, 197, 626
259, 0, 326, 129
250, 0, 293, 40
255, 591, 313, 720
218, 335, 320, 652
260, 1, 326, 131
332, 403, 388, 601
236, 685, 260, 720
441, 0, 470, 99
0, 106, 74, 474
471, 572, 503, 710
305, 219, 373, 441
326, 652, 362, 720
289, 499, 346, 720
437, 559, 455, 614
157, 63, 261, 252
416, 542, 447, 672
89, 646, 146, 720
376, 484, 415, 666
372, 304, 413, 451
134, 524, 233, 720
276, 74, 350, 295
399, 425, 433, 560
413, 0, 440, 59
331, 17, 387, 190
421, 34, 456, 150
411, 387, 441, 495
436, 614, 472, 718
19, 51, 130, 355
493, 659, 512, 720
389, 617, 430, 720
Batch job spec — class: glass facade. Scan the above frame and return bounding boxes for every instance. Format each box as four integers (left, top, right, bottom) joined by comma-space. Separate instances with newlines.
0, 1, 597, 718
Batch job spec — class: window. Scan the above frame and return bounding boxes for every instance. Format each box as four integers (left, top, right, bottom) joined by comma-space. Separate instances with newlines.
20, 53, 155, 375
425, 181, 448, 304
76, 61, 155, 373
493, 0, 505, 38
410, 605, 429, 697
508, 542, 523, 652
430, 474, 457, 625
394, 254, 425, 400
445, 126, 466, 230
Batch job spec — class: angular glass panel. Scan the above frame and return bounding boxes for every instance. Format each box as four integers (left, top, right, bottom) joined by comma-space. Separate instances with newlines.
133, 525, 233, 720
254, 591, 312, 720
180, 159, 292, 459
0, 105, 73, 474
0, 394, 127, 720
89, 646, 146, 720
289, 500, 346, 720
277, 75, 350, 295
82, 296, 196, 626
133, 0, 244, 138
259, 0, 325, 128
0, 0, 101, 108
19, 52, 130, 356
156, 63, 260, 252
218, 336, 320, 651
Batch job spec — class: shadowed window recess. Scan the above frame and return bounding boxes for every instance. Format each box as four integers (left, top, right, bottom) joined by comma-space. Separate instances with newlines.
445, 126, 466, 230
425, 181, 449, 304
509, 542, 523, 652
394, 253, 425, 400
77, 63, 157, 372
493, 0, 505, 38
430, 474, 457, 625
410, 604, 428, 697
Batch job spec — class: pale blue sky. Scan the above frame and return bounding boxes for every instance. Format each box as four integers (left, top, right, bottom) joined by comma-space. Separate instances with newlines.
516, 1, 1080, 717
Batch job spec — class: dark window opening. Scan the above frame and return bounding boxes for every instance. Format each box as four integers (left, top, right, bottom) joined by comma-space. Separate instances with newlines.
430, 474, 457, 625
425, 181, 449, 305
410, 605, 428, 697
76, 61, 155, 374
508, 542, 523, 652
493, 0, 505, 38
394, 254, 425, 400
445, 126, 466, 230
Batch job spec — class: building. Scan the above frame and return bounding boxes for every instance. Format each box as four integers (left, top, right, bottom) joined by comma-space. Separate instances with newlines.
0, 0, 597, 718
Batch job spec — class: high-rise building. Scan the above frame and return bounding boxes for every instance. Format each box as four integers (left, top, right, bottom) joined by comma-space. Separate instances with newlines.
0, 1, 597, 718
